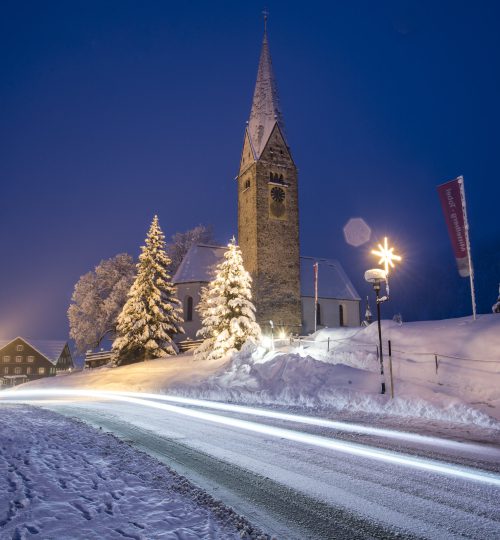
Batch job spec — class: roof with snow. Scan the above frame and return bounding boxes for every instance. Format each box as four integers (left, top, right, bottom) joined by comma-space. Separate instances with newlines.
173, 244, 227, 284
0, 337, 69, 365
300, 257, 361, 301
247, 29, 286, 158
173, 245, 360, 301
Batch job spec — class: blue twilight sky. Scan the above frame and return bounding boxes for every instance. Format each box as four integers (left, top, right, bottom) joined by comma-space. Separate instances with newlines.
1, 0, 499, 339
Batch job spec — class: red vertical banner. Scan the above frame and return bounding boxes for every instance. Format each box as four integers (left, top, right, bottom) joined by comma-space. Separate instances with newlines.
437, 177, 470, 277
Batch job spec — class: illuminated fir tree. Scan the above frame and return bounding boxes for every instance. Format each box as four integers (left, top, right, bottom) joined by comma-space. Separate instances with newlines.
113, 216, 184, 364
196, 238, 261, 360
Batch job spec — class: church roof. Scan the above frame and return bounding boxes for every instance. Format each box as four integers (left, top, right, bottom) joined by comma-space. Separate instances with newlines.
173, 244, 227, 284
300, 257, 361, 301
0, 337, 68, 365
247, 28, 286, 158
173, 244, 360, 302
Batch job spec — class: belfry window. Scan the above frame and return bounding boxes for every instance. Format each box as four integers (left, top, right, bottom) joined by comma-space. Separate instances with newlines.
185, 296, 193, 322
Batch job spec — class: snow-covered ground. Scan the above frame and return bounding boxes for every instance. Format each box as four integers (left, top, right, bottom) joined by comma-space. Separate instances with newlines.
0, 405, 264, 539
17, 315, 500, 432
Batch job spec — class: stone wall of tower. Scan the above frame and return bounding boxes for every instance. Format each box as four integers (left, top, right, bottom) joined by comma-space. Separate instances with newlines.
238, 126, 302, 332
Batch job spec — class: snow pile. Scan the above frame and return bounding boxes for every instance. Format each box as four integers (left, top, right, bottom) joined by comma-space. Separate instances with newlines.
0, 405, 265, 539
15, 315, 500, 430
175, 340, 500, 430
173, 315, 500, 429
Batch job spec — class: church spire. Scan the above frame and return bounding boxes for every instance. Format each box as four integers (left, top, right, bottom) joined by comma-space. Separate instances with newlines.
247, 16, 286, 158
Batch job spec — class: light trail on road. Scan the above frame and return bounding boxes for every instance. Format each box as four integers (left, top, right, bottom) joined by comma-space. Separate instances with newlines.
2, 388, 500, 487
112, 390, 499, 455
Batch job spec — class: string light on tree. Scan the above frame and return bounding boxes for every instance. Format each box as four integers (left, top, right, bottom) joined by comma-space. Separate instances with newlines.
371, 237, 402, 275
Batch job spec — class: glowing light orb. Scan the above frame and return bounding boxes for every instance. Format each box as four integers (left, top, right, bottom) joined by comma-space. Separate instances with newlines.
343, 218, 372, 247
371, 237, 402, 275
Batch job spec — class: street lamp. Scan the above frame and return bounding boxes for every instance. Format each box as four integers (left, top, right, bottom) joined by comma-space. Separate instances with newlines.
365, 268, 389, 395
365, 236, 402, 395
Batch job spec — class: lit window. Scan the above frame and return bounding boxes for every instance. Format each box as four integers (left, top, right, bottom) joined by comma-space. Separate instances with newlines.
4, 367, 8, 374
27, 356, 34, 363
38, 367, 45, 375
26, 367, 32, 375
15, 356, 22, 363
16, 344, 23, 352
3, 356, 10, 363
14, 367, 21, 375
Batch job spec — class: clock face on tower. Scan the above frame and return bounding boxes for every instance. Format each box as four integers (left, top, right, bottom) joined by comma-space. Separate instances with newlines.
271, 186, 285, 203
269, 186, 286, 219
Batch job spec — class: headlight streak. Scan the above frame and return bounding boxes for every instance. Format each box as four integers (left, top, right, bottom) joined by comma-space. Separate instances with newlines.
112, 391, 498, 456
2, 388, 500, 487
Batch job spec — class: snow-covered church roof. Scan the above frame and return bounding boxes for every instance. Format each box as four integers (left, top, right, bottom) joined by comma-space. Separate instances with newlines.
247, 28, 286, 159
173, 244, 227, 284
174, 244, 360, 301
300, 257, 361, 301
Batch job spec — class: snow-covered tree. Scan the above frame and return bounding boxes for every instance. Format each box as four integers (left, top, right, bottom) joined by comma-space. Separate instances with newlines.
68, 253, 136, 354
196, 238, 261, 360
493, 284, 500, 314
167, 224, 214, 275
113, 216, 184, 364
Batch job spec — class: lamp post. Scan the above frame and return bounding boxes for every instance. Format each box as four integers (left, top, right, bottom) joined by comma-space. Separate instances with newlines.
365, 268, 388, 394
366, 236, 402, 395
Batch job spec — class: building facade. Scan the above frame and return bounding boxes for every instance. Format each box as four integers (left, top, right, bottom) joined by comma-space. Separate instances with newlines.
0, 337, 74, 387
174, 245, 360, 339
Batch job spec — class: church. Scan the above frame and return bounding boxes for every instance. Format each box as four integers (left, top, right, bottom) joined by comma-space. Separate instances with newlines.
174, 24, 360, 339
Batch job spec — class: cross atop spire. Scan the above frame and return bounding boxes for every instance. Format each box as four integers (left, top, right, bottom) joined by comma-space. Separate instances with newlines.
247, 18, 286, 158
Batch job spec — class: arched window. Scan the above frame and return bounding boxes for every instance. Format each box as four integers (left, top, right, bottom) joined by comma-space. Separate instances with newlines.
185, 296, 193, 322
244, 179, 251, 190
339, 305, 345, 327
269, 172, 274, 181
316, 302, 322, 326
279, 174, 284, 183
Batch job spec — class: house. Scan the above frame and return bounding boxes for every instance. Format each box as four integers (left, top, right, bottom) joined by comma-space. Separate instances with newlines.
173, 244, 361, 339
0, 337, 74, 387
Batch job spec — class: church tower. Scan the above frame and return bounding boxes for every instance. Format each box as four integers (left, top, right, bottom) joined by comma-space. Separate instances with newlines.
237, 22, 302, 332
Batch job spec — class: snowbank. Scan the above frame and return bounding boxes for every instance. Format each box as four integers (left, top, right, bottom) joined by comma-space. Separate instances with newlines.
172, 315, 500, 429
0, 405, 264, 539
13, 315, 500, 431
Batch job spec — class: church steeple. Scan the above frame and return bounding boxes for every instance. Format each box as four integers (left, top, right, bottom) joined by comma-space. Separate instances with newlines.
247, 21, 286, 158
237, 17, 302, 333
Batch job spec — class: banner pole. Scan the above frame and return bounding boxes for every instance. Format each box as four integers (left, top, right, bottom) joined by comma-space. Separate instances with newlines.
314, 262, 318, 332
458, 176, 477, 320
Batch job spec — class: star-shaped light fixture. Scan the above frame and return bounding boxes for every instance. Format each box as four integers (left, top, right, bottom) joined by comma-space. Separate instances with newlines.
371, 237, 402, 275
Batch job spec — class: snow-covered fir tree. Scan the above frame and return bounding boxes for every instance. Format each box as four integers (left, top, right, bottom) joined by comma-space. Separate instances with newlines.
113, 216, 184, 364
196, 238, 261, 360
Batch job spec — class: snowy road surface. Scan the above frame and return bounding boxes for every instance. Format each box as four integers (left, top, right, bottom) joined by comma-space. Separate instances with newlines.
0, 405, 262, 540
2, 391, 500, 539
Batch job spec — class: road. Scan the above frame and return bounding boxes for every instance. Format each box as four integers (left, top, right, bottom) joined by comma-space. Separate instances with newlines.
3, 390, 500, 539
